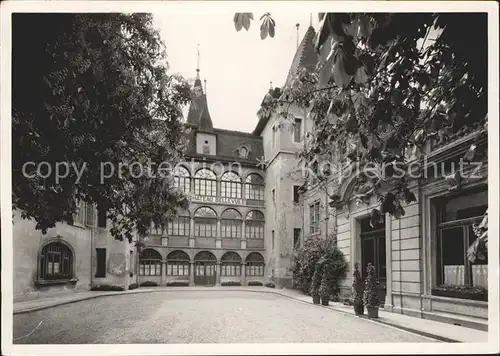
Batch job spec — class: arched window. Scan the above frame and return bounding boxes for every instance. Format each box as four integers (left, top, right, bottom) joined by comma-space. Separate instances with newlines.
245, 210, 265, 239
167, 210, 190, 237
246, 252, 265, 276
194, 169, 217, 197
167, 250, 190, 277
221, 208, 242, 238
39, 242, 73, 280
221, 252, 242, 276
194, 251, 217, 261
174, 166, 191, 194
221, 171, 242, 198
194, 207, 217, 237
245, 174, 264, 201
139, 249, 162, 276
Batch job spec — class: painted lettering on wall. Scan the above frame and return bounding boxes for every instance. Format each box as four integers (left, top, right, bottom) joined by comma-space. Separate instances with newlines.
189, 195, 243, 205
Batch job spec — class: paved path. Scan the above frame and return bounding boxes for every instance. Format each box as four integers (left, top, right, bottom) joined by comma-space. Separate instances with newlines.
13, 290, 435, 344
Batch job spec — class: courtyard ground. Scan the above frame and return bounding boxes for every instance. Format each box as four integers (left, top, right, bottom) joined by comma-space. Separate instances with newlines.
13, 289, 436, 344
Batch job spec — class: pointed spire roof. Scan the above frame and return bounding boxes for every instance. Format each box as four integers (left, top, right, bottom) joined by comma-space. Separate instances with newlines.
186, 65, 213, 131
284, 25, 318, 87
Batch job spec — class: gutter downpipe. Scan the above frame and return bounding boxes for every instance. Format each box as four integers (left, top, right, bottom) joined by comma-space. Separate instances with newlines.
418, 176, 424, 319
90, 204, 96, 289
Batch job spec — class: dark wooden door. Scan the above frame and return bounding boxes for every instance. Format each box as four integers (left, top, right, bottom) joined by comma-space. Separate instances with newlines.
194, 262, 216, 286
361, 229, 387, 304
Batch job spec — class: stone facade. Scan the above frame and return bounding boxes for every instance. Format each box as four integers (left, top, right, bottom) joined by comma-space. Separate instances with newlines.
12, 207, 134, 300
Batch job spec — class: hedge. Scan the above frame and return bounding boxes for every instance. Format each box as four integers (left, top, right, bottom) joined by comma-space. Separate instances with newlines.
139, 281, 158, 287
247, 281, 263, 286
166, 281, 190, 287
221, 281, 241, 286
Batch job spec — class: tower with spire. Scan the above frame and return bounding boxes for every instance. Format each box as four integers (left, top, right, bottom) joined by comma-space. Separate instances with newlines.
186, 45, 213, 132
252, 22, 319, 289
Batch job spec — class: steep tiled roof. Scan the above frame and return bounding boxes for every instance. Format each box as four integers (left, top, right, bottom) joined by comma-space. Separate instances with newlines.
284, 26, 318, 87
253, 26, 318, 136
184, 127, 264, 163
184, 71, 263, 162
186, 76, 213, 131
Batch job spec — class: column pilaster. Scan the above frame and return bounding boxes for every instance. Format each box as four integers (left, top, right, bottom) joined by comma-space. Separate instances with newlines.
216, 262, 221, 286
161, 261, 167, 286
189, 261, 195, 286
241, 262, 247, 286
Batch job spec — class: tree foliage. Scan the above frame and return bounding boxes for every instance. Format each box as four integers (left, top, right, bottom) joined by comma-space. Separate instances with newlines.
239, 12, 488, 256
352, 262, 364, 305
291, 236, 333, 294
12, 13, 191, 241
468, 210, 488, 263
318, 246, 347, 298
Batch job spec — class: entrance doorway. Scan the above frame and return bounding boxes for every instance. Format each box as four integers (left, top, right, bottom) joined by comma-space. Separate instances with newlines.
194, 251, 216, 286
360, 217, 387, 305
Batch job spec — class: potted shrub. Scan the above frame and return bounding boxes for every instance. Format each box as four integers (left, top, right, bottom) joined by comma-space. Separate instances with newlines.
319, 247, 348, 306
291, 236, 333, 295
247, 281, 263, 286
310, 260, 324, 304
318, 265, 332, 305
363, 263, 380, 318
352, 263, 364, 316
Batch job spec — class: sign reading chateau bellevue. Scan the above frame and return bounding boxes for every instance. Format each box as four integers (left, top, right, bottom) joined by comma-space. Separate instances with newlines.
189, 195, 243, 205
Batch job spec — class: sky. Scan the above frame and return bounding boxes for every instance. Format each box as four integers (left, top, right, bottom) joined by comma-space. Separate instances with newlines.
154, 12, 318, 133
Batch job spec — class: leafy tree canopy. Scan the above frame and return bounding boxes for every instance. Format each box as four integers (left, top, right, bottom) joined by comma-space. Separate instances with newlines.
12, 13, 191, 241
237, 12, 488, 258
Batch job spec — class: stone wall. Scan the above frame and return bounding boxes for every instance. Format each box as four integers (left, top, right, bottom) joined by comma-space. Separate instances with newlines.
13, 210, 92, 299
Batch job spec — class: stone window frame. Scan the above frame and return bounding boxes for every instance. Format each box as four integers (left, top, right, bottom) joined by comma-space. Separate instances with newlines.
433, 188, 488, 291
220, 208, 242, 239
174, 165, 191, 194
220, 171, 242, 199
245, 252, 265, 276
167, 211, 191, 237
237, 144, 251, 159
245, 173, 265, 201
166, 250, 190, 277
194, 168, 217, 197
194, 206, 218, 237
245, 210, 265, 239
309, 201, 321, 235
139, 248, 162, 276
221, 252, 242, 276
36, 237, 78, 286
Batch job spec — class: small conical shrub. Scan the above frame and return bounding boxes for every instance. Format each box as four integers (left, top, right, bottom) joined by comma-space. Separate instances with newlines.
363, 262, 380, 308
310, 259, 324, 297
352, 263, 364, 315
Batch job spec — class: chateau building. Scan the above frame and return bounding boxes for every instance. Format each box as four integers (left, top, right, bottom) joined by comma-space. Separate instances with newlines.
137, 69, 267, 287
12, 24, 488, 332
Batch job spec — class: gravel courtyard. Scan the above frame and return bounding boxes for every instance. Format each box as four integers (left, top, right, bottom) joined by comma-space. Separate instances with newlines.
13, 290, 436, 343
